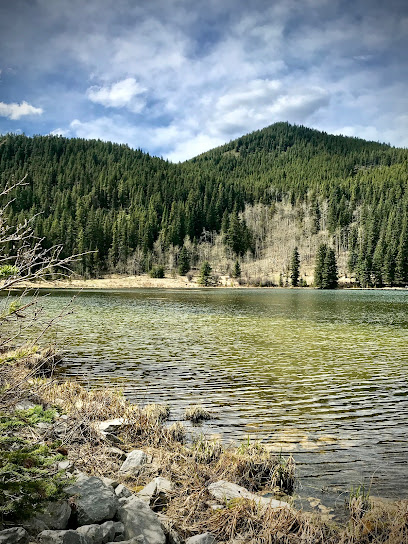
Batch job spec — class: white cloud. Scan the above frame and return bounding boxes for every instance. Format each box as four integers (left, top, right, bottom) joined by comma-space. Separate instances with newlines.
87, 78, 147, 112
0, 101, 43, 120
49, 127, 71, 137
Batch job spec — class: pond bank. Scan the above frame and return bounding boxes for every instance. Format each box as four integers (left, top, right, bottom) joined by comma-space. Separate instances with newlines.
1, 351, 407, 543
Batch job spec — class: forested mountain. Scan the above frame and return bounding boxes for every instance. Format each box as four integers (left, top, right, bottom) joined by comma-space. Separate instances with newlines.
1, 122, 407, 286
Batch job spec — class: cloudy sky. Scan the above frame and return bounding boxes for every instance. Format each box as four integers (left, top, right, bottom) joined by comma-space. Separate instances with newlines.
0, 0, 407, 161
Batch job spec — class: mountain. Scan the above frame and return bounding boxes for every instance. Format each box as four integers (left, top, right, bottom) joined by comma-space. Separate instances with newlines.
0, 122, 407, 286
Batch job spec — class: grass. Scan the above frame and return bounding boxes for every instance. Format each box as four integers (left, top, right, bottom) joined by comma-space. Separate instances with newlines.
185, 404, 212, 423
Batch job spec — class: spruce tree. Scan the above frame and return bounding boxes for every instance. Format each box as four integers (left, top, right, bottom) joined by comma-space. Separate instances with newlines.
198, 261, 212, 286
232, 259, 241, 278
290, 247, 300, 286
322, 247, 338, 289
314, 243, 327, 288
178, 246, 190, 275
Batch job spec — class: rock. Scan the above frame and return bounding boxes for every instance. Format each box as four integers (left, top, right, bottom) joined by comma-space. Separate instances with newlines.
118, 497, 131, 506
156, 515, 182, 544
99, 419, 125, 434
23, 518, 49, 536
0, 527, 29, 544
207, 481, 289, 511
53, 421, 71, 438
77, 525, 106, 544
108, 538, 145, 544
185, 534, 216, 544
119, 451, 147, 476
100, 477, 119, 489
117, 497, 165, 544
113, 523, 124, 537
115, 485, 133, 499
65, 476, 119, 525
38, 530, 87, 544
99, 522, 116, 544
137, 478, 172, 509
33, 501, 71, 531
107, 447, 127, 461
14, 400, 37, 411
137, 478, 172, 501
58, 460, 73, 471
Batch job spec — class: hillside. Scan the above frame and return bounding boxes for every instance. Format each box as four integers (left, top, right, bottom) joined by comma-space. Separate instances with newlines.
0, 123, 407, 286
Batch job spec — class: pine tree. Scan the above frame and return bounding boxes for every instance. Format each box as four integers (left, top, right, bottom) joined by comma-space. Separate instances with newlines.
232, 259, 241, 278
198, 261, 212, 286
290, 247, 300, 286
322, 247, 338, 289
178, 246, 190, 275
314, 243, 327, 288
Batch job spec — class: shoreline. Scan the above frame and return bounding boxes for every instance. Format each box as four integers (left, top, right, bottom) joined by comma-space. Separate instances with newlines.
18, 273, 407, 291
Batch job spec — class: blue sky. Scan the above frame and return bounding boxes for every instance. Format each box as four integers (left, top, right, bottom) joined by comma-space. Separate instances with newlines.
0, 0, 407, 161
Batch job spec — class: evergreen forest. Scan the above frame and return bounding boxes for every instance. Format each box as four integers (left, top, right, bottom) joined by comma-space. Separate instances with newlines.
1, 122, 407, 287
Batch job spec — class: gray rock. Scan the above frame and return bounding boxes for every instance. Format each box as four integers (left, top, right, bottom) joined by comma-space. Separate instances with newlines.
207, 481, 290, 511
0, 527, 29, 544
53, 421, 70, 438
107, 538, 145, 544
137, 478, 172, 505
115, 485, 133, 499
99, 419, 125, 434
33, 501, 71, 531
65, 476, 119, 525
100, 477, 119, 489
117, 498, 165, 544
99, 522, 116, 544
119, 451, 147, 476
113, 523, 124, 537
76, 525, 104, 544
58, 460, 73, 472
14, 400, 37, 411
23, 518, 49, 536
38, 530, 87, 544
156, 515, 182, 544
185, 534, 216, 544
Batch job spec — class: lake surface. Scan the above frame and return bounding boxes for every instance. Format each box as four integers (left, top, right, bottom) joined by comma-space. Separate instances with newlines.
22, 288, 408, 514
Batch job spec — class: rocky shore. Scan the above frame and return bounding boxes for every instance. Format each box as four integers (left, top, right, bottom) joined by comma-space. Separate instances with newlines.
0, 351, 407, 544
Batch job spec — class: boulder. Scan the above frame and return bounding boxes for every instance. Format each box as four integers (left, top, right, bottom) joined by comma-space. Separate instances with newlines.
115, 485, 133, 499
100, 477, 119, 489
185, 535, 216, 544
0, 527, 29, 544
99, 522, 116, 544
117, 497, 165, 544
107, 538, 145, 544
207, 481, 289, 511
38, 530, 87, 544
112, 523, 124, 538
137, 478, 172, 503
14, 400, 37, 411
119, 451, 147, 476
33, 501, 71, 531
98, 419, 125, 434
65, 476, 119, 525
76, 525, 104, 544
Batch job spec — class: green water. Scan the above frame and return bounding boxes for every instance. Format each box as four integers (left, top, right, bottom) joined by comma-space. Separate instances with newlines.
18, 288, 408, 512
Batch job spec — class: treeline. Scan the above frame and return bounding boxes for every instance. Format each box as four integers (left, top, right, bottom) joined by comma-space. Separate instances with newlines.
0, 122, 407, 286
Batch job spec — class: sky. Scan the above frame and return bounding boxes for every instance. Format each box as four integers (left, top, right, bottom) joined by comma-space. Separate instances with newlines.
0, 0, 407, 162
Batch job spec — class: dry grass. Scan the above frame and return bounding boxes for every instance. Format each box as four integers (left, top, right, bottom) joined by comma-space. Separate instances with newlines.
1, 352, 408, 543
185, 404, 212, 423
